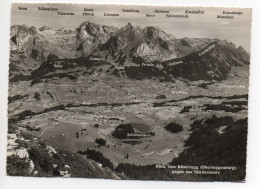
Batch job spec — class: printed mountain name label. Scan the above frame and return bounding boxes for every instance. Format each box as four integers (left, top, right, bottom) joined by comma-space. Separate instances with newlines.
168, 61, 183, 66
185, 10, 205, 14
89, 57, 105, 61
146, 14, 155, 17
83, 8, 94, 11
166, 14, 189, 18
104, 13, 120, 17
38, 7, 58, 11
123, 9, 139, 13
141, 63, 155, 66
57, 12, 74, 15
199, 44, 216, 56
154, 9, 169, 13
18, 7, 27, 10
223, 11, 243, 15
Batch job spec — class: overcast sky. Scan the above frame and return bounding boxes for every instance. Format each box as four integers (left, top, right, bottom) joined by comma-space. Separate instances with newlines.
11, 3, 252, 52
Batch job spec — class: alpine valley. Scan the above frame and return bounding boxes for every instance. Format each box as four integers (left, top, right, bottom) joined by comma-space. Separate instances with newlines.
7, 21, 249, 181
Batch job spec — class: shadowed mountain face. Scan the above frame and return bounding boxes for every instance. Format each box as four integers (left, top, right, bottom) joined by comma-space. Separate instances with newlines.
9, 21, 250, 82
162, 40, 250, 80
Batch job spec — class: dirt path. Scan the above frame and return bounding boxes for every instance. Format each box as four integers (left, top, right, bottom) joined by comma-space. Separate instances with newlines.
38, 122, 57, 137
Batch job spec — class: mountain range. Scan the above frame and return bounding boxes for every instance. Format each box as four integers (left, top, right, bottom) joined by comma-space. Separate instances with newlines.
10, 21, 250, 81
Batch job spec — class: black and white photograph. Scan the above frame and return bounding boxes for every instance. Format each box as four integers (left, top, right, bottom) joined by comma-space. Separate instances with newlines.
5, 2, 252, 183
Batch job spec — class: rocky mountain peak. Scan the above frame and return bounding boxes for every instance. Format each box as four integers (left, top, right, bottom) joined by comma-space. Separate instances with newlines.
118, 22, 143, 36
76, 21, 101, 41
143, 26, 175, 41
30, 26, 37, 33
120, 22, 133, 30
143, 26, 160, 39
218, 40, 237, 49
236, 46, 250, 64
10, 25, 37, 50
39, 26, 53, 32
237, 46, 247, 54
102, 25, 117, 35
76, 21, 117, 44
126, 22, 133, 27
